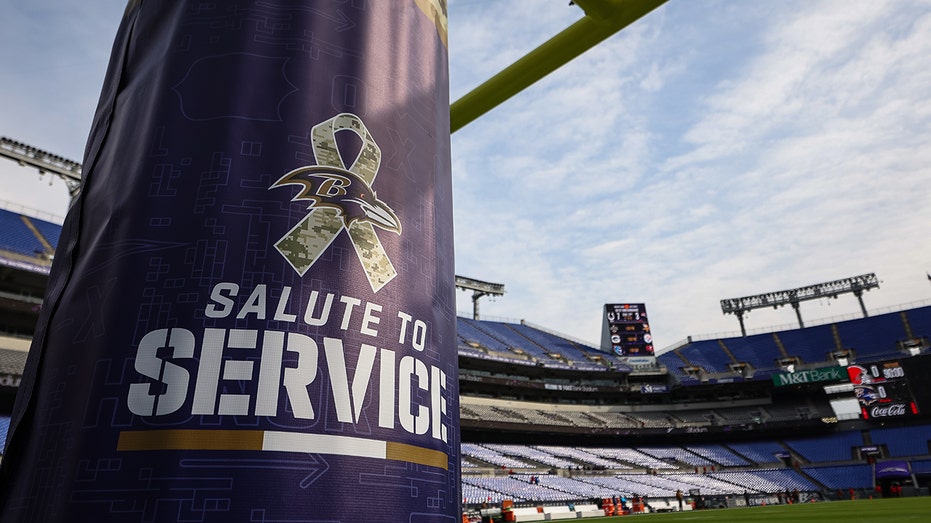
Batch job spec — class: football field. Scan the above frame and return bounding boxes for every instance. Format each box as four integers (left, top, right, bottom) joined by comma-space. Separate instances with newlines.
572, 497, 931, 522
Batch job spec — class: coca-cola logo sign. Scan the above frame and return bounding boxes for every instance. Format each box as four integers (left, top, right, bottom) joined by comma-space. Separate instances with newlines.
870, 404, 907, 417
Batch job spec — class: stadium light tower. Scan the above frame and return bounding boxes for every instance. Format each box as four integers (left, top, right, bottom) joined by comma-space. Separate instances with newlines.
0, 137, 82, 198
455, 275, 505, 320
720, 273, 880, 336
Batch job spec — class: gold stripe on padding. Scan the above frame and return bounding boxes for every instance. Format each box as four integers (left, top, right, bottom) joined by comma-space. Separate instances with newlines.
117, 429, 264, 451
386, 441, 448, 470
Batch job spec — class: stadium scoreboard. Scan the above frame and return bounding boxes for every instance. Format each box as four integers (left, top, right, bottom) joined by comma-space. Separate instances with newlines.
847, 360, 920, 420
600, 303, 655, 362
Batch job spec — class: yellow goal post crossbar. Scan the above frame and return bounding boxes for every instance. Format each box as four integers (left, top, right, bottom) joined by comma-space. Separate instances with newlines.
450, 0, 668, 133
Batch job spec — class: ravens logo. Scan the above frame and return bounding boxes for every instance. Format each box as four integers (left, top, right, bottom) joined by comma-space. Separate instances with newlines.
273, 165, 402, 234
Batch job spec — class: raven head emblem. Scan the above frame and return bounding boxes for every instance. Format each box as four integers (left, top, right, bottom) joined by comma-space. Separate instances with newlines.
272, 165, 402, 234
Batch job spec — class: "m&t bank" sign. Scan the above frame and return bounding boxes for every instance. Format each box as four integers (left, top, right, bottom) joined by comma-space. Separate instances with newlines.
772, 366, 847, 387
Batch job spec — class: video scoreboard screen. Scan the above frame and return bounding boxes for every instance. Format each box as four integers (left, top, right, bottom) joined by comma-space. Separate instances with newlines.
847, 360, 920, 420
600, 303, 654, 358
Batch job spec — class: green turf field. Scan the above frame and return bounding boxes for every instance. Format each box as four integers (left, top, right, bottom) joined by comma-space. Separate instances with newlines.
569, 497, 931, 523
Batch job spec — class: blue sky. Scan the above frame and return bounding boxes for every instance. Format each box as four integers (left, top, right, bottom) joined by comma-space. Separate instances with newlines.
2, 1, 931, 351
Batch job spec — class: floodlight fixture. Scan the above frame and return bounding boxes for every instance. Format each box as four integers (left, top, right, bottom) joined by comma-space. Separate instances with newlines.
455, 275, 505, 320
0, 137, 82, 197
720, 273, 879, 335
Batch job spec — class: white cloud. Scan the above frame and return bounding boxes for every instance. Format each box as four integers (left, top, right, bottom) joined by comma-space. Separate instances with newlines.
451, 0, 931, 349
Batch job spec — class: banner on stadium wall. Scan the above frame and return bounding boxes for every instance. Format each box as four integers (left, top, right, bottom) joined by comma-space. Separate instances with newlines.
0, 2, 458, 521
771, 366, 847, 387
875, 461, 911, 478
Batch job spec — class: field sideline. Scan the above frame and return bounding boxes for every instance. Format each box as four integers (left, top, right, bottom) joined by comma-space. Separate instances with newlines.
568, 497, 931, 522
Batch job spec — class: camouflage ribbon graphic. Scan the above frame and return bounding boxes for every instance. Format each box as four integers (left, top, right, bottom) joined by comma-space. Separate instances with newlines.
273, 113, 399, 292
